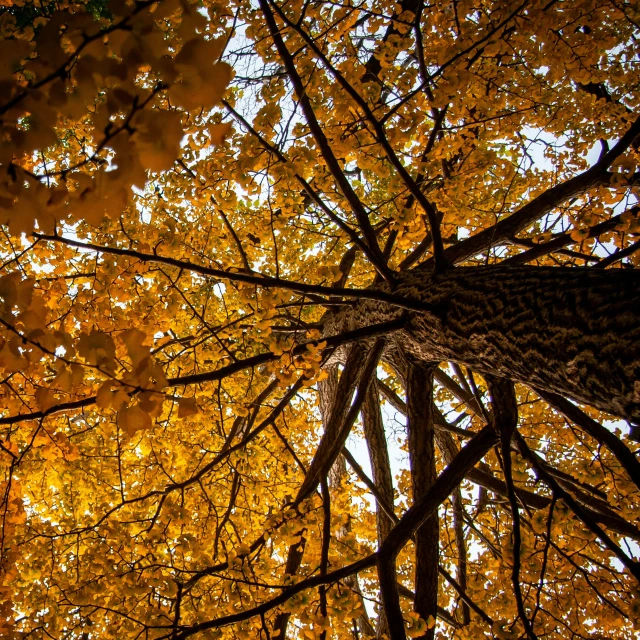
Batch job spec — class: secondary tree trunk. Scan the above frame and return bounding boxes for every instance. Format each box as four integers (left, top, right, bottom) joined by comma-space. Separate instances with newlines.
361, 381, 395, 638
406, 361, 439, 639
339, 266, 640, 423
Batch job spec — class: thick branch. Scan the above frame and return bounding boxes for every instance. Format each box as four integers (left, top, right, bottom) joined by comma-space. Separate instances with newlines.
0, 320, 403, 426
503, 209, 633, 266
424, 115, 640, 267
535, 389, 640, 490
379, 371, 640, 540
406, 361, 439, 639
361, 380, 395, 635
259, 0, 393, 281
296, 340, 385, 502
487, 375, 537, 640
377, 425, 497, 640
34, 233, 436, 312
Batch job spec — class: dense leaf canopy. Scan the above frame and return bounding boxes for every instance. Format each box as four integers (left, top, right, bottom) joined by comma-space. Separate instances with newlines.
0, 0, 639, 639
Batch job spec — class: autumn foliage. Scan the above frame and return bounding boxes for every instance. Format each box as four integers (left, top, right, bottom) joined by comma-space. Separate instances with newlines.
0, 0, 639, 639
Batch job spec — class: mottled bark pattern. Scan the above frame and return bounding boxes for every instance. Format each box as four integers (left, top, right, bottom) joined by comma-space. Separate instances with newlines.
340, 266, 640, 422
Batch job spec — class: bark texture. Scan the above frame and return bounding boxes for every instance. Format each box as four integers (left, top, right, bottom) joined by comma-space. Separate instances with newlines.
337, 266, 640, 423
362, 381, 395, 544
406, 361, 439, 640
362, 381, 395, 637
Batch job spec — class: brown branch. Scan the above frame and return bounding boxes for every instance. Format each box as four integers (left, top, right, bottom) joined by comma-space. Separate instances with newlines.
377, 377, 476, 439
406, 361, 439, 639
269, 1, 448, 271
217, 207, 253, 272
170, 554, 378, 639
377, 424, 497, 640
421, 375, 640, 540
0, 320, 403, 425
342, 447, 397, 526
361, 379, 395, 637
425, 115, 640, 268
223, 100, 378, 267
295, 340, 385, 502
274, 341, 383, 637
34, 233, 437, 312
534, 389, 640, 492
451, 484, 470, 625
487, 375, 537, 640
514, 432, 640, 583
342, 448, 491, 628
383, 365, 640, 539
318, 476, 331, 640
503, 209, 634, 266
433, 368, 486, 419
259, 0, 393, 282
597, 238, 640, 268
362, 381, 396, 541
437, 565, 493, 626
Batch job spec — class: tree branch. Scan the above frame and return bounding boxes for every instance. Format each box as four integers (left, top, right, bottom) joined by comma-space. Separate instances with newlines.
534, 389, 640, 492
426, 115, 640, 267
259, 0, 394, 282
34, 233, 436, 312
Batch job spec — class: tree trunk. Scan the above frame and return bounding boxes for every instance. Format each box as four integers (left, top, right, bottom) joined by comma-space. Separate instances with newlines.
341, 266, 640, 423
406, 361, 439, 640
361, 381, 395, 637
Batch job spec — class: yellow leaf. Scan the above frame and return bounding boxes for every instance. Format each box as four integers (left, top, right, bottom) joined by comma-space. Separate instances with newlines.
52, 367, 72, 392
138, 391, 164, 417
132, 110, 184, 173
35, 388, 57, 412
207, 122, 233, 145
178, 397, 199, 418
120, 328, 149, 366
96, 381, 115, 409
569, 227, 589, 242
118, 404, 152, 438
78, 330, 117, 370
0, 40, 31, 80
169, 53, 232, 111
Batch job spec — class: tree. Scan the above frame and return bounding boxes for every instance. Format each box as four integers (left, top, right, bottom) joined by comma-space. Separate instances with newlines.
0, 0, 639, 638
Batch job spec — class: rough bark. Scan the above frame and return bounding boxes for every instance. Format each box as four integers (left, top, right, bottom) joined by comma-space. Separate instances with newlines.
362, 381, 395, 637
322, 367, 377, 638
362, 381, 396, 544
406, 361, 439, 640
335, 266, 640, 423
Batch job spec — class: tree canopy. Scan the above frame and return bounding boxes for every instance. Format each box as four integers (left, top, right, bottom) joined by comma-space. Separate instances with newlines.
0, 0, 639, 639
